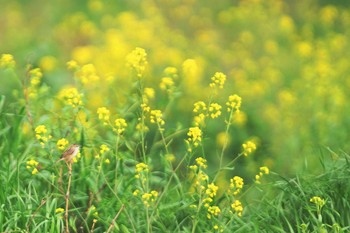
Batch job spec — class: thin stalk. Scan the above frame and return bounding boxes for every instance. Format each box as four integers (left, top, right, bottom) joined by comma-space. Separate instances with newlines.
106, 204, 125, 233
114, 135, 120, 192
212, 109, 235, 182
65, 162, 73, 233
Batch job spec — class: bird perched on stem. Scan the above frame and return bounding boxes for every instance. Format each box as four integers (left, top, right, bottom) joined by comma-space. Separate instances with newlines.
56, 144, 80, 163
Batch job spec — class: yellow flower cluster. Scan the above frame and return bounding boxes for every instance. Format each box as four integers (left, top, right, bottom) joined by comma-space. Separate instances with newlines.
255, 166, 269, 184
114, 118, 127, 135
95, 144, 110, 163
226, 94, 242, 112
186, 127, 202, 152
242, 140, 257, 157
149, 109, 165, 126
310, 196, 325, 208
229, 176, 244, 196
141, 190, 159, 208
57, 138, 69, 151
0, 54, 15, 68
205, 183, 219, 198
160, 77, 175, 94
207, 205, 221, 219
208, 103, 222, 119
58, 87, 83, 108
231, 200, 243, 217
195, 157, 207, 169
35, 125, 52, 147
26, 159, 39, 175
209, 72, 226, 89
193, 101, 207, 126
55, 208, 65, 214
97, 107, 110, 125
66, 60, 79, 70
126, 47, 147, 78
189, 157, 209, 190
28, 68, 43, 99
135, 162, 149, 180
75, 63, 100, 85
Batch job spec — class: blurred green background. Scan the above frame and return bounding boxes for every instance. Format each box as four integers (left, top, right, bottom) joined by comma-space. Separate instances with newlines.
2, 0, 350, 176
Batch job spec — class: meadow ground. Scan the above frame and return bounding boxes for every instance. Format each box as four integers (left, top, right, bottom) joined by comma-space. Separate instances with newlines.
1, 1, 350, 232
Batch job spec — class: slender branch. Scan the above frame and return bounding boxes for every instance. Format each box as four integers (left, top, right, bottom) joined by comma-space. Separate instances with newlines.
65, 162, 73, 233
106, 204, 125, 233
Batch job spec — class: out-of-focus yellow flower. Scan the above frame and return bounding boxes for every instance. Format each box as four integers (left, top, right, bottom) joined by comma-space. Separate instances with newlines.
141, 190, 158, 207
75, 64, 100, 85
0, 54, 15, 68
186, 127, 202, 151
195, 157, 207, 169
150, 109, 165, 126
208, 103, 222, 119
207, 206, 221, 219
114, 118, 127, 134
26, 159, 39, 175
97, 107, 110, 125
57, 138, 69, 151
209, 72, 226, 89
39, 56, 57, 72
55, 208, 65, 214
58, 87, 83, 108
67, 60, 79, 70
100, 144, 109, 154
255, 166, 270, 184
226, 95, 242, 112
242, 140, 257, 157
126, 47, 147, 78
35, 125, 52, 147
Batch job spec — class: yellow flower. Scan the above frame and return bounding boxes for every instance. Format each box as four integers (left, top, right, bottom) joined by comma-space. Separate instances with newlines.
209, 72, 226, 89
207, 206, 221, 219
226, 94, 242, 112
133, 189, 140, 196
75, 64, 100, 85
255, 166, 269, 184
35, 125, 47, 135
126, 47, 147, 78
242, 140, 257, 157
58, 87, 83, 108
195, 157, 207, 169
57, 138, 69, 150
160, 77, 175, 93
150, 110, 165, 126
205, 183, 219, 198
144, 88, 155, 99
230, 176, 244, 195
66, 60, 79, 70
231, 200, 243, 217
35, 125, 51, 146
310, 196, 325, 207
209, 103, 222, 119
135, 162, 149, 173
97, 107, 110, 124
55, 208, 65, 214
0, 54, 16, 68
186, 127, 202, 148
31, 168, 39, 175
100, 144, 110, 154
114, 118, 127, 134
141, 190, 158, 207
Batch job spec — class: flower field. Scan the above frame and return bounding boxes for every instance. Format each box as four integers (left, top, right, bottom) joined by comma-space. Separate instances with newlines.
1, 0, 350, 232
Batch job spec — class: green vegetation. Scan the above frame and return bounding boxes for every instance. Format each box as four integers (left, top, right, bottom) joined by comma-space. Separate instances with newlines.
1, 0, 350, 232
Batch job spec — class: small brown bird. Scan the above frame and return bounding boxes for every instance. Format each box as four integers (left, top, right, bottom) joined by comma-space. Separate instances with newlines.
56, 144, 80, 163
